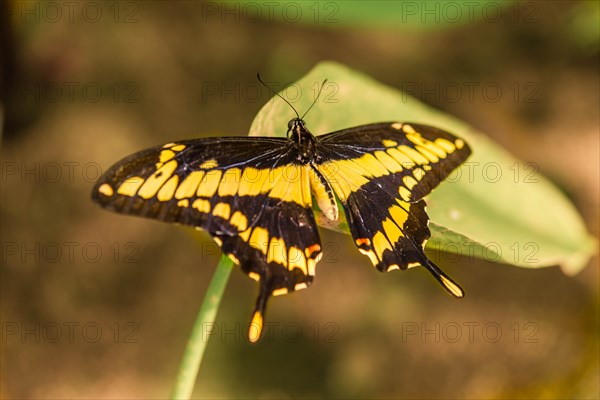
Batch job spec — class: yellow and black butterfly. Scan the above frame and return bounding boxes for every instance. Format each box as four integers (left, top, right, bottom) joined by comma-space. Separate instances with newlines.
92, 81, 471, 342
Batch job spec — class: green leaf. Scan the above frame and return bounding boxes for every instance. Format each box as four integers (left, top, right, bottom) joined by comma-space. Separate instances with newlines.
249, 61, 596, 274
221, 1, 516, 31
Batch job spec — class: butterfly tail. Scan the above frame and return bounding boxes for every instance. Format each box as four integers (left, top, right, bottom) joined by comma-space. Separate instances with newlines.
248, 283, 270, 343
420, 256, 465, 298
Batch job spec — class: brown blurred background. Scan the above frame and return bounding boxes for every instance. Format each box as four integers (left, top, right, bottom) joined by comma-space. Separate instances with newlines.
1, 1, 598, 398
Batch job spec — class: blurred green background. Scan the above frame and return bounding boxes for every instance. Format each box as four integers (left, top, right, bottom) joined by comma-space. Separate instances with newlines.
1, 1, 598, 398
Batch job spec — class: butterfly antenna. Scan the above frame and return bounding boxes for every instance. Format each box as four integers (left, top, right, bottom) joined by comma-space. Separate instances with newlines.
301, 78, 328, 120
257, 73, 299, 119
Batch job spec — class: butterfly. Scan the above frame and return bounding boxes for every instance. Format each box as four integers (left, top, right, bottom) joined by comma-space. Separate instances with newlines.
92, 80, 471, 343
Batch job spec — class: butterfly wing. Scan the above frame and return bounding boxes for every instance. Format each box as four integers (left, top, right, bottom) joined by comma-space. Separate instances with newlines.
315, 122, 471, 297
93, 137, 322, 341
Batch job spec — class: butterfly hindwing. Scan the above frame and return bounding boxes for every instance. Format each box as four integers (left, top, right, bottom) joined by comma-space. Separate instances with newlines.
92, 137, 323, 341
316, 122, 470, 297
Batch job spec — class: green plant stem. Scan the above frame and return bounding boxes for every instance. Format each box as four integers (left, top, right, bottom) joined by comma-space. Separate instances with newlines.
171, 255, 234, 399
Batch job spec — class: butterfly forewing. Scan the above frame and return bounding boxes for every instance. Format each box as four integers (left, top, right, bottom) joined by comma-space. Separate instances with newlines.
318, 122, 470, 202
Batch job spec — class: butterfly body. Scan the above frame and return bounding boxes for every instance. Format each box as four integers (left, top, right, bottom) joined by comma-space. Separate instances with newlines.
288, 118, 319, 163
93, 119, 471, 342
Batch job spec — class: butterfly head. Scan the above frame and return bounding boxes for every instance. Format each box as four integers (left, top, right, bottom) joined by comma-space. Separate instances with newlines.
287, 117, 306, 134
256, 73, 326, 162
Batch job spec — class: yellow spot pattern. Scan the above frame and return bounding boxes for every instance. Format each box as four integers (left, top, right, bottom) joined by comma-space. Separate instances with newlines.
248, 311, 263, 343
307, 259, 316, 276
192, 198, 211, 213
374, 150, 404, 173
98, 183, 114, 197
372, 231, 393, 260
319, 159, 369, 201
157, 175, 179, 202
249, 227, 269, 253
416, 146, 439, 163
212, 202, 231, 220
387, 148, 416, 169
390, 203, 409, 227
159, 149, 176, 163
228, 253, 240, 264
200, 159, 218, 169
289, 246, 308, 275
272, 288, 288, 296
441, 275, 464, 297
230, 211, 248, 231
236, 226, 320, 278
399, 186, 411, 201
403, 175, 418, 190
218, 168, 242, 197
382, 217, 403, 244
413, 167, 426, 181
399, 146, 429, 165
138, 160, 178, 199
358, 248, 379, 266
434, 138, 456, 153
117, 176, 145, 197
175, 171, 204, 199
238, 167, 270, 196
406, 132, 448, 158
267, 236, 287, 266
358, 202, 409, 268
267, 165, 312, 206
402, 124, 416, 134
197, 170, 222, 197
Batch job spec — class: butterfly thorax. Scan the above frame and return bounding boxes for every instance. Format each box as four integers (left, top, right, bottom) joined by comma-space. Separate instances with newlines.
288, 118, 318, 163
